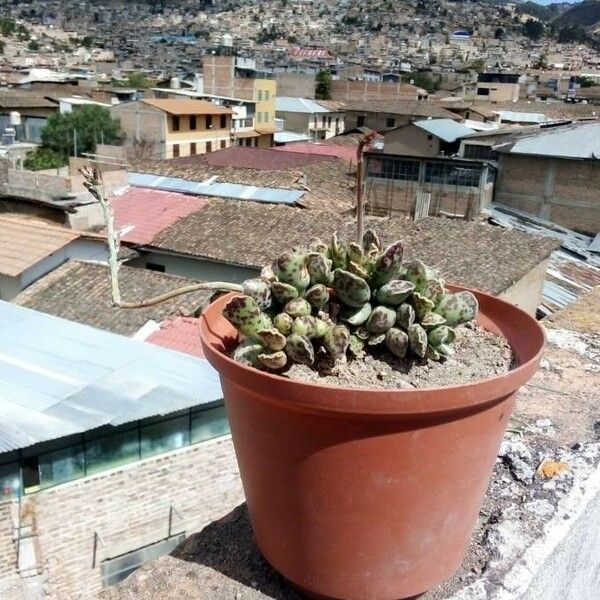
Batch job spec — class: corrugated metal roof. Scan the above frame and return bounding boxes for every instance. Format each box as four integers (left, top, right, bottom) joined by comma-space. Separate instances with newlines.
489, 204, 600, 316
129, 172, 304, 205
504, 122, 600, 159
413, 119, 475, 143
274, 130, 312, 144
276, 97, 330, 114
0, 302, 222, 453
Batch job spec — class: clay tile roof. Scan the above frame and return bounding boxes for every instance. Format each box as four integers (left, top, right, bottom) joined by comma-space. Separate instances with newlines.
146, 316, 205, 357
274, 143, 357, 162
201, 146, 334, 170
13, 260, 213, 336
150, 199, 559, 295
111, 187, 209, 245
0, 92, 57, 109
344, 100, 460, 120
0, 216, 80, 277
143, 98, 232, 115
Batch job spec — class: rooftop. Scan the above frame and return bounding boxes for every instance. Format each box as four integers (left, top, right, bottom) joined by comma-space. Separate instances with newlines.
0, 301, 221, 453
274, 142, 357, 163
142, 98, 232, 116
13, 261, 213, 337
144, 316, 205, 358
149, 199, 559, 296
496, 121, 600, 160
413, 118, 475, 143
275, 97, 330, 114
0, 216, 80, 277
0, 92, 57, 109
343, 100, 459, 120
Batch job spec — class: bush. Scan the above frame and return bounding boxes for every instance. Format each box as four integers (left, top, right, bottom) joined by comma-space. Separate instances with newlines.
23, 148, 67, 171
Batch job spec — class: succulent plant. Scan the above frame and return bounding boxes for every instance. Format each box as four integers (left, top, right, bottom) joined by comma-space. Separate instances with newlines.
222, 230, 479, 372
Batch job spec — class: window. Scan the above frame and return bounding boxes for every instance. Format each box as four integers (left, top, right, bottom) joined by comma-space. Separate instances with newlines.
38, 445, 84, 490
263, 111, 269, 123
190, 142, 197, 155
476, 87, 490, 96
191, 405, 230, 444
220, 114, 227, 129
190, 115, 197, 130
386, 117, 396, 128
257, 90, 263, 101
220, 139, 227, 149
0, 462, 20, 500
462, 143, 497, 161
172, 116, 180, 131
206, 141, 212, 153
140, 415, 190, 459
85, 428, 139, 475
327, 116, 332, 127
172, 144, 180, 158
146, 262, 165, 272
206, 115, 213, 129
367, 157, 420, 181
265, 90, 270, 101
357, 115, 365, 127
424, 162, 481, 186
257, 111, 262, 123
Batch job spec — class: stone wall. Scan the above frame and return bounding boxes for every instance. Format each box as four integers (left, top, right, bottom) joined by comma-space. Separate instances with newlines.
0, 437, 243, 599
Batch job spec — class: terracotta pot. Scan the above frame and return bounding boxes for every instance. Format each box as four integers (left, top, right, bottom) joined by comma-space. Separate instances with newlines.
199, 286, 545, 600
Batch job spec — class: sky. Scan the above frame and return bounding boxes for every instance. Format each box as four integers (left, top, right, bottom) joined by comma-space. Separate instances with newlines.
530, 1, 580, 4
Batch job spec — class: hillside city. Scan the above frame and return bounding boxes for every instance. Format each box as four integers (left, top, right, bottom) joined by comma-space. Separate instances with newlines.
0, 0, 599, 599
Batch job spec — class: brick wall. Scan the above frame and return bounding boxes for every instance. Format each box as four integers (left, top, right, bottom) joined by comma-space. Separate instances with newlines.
0, 436, 244, 599
0, 503, 16, 579
331, 80, 423, 102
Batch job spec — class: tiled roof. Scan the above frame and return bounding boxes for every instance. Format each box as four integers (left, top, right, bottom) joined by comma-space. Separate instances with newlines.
0, 216, 80, 277
111, 187, 208, 245
146, 316, 205, 357
150, 198, 559, 295
274, 143, 357, 163
289, 47, 332, 59
132, 149, 355, 212
343, 100, 459, 120
14, 260, 213, 336
0, 92, 57, 109
142, 98, 232, 115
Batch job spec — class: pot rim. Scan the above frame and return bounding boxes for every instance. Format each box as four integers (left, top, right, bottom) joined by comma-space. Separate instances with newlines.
198, 285, 546, 417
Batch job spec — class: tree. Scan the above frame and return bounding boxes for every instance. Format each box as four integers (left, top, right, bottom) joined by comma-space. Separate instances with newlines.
27, 39, 40, 51
470, 58, 486, 73
522, 19, 544, 41
494, 28, 504, 40
23, 148, 67, 171
315, 70, 332, 100
40, 105, 123, 159
81, 35, 94, 48
125, 72, 151, 89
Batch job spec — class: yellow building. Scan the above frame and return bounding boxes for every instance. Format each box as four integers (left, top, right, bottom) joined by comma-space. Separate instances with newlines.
112, 99, 232, 159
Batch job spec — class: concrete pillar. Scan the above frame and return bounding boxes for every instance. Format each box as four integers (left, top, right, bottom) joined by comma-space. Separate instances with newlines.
541, 159, 556, 220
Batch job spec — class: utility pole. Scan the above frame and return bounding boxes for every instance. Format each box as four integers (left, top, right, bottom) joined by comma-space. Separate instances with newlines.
73, 128, 78, 158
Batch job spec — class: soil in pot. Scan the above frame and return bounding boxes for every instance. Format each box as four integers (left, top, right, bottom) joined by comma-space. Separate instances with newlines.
285, 322, 514, 389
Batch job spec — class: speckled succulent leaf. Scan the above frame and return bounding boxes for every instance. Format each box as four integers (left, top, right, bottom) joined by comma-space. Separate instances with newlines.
404, 259, 429, 293
411, 291, 435, 321
408, 323, 428, 358
356, 326, 370, 340
286, 333, 315, 365
292, 315, 316, 338
437, 343, 455, 358
256, 328, 287, 351
347, 242, 365, 266
242, 278, 272, 310
366, 306, 397, 334
313, 318, 331, 338
304, 284, 330, 309
371, 241, 404, 288
223, 295, 271, 339
333, 269, 371, 308
340, 302, 372, 326
258, 351, 288, 370
260, 264, 277, 282
423, 279, 446, 305
233, 339, 264, 367
385, 328, 409, 358
426, 345, 441, 361
420, 312, 447, 329
347, 260, 370, 280
427, 325, 456, 348
323, 324, 351, 358
305, 252, 333, 286
284, 298, 312, 318
348, 334, 365, 357
271, 281, 299, 305
276, 250, 310, 291
367, 333, 386, 346
435, 291, 479, 326
309, 238, 328, 254
376, 280, 415, 305
273, 312, 293, 335
396, 303, 415, 331
330, 232, 348, 270
363, 229, 382, 253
